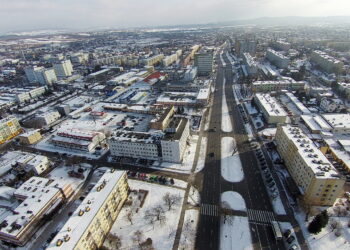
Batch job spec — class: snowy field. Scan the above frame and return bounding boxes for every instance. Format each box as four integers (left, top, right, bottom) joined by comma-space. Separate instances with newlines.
188, 186, 200, 206
271, 196, 287, 215
221, 191, 246, 212
178, 209, 199, 250
221, 78, 233, 132
221, 137, 244, 182
220, 216, 253, 250
152, 135, 198, 174
296, 202, 350, 250
195, 137, 207, 173
107, 180, 185, 250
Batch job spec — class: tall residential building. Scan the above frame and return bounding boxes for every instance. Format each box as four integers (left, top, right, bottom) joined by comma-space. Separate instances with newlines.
276, 125, 345, 206
35, 68, 57, 85
310, 50, 343, 74
24, 66, 44, 83
48, 170, 129, 250
266, 49, 290, 69
235, 39, 256, 56
273, 40, 291, 51
0, 116, 22, 144
194, 49, 213, 76
53, 60, 73, 78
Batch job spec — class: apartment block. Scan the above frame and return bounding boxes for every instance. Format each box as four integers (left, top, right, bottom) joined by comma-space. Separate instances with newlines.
252, 80, 306, 93
53, 60, 73, 78
0, 116, 22, 144
310, 50, 343, 74
0, 177, 73, 246
276, 125, 345, 206
243, 53, 258, 75
254, 93, 287, 124
48, 170, 129, 250
266, 49, 290, 69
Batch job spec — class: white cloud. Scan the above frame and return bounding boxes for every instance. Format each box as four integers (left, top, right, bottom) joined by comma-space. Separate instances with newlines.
0, 0, 349, 32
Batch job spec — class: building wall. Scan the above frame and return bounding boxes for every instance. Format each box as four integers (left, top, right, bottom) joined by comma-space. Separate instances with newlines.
275, 126, 345, 206
0, 116, 22, 144
18, 130, 42, 145
109, 140, 159, 160
194, 51, 213, 76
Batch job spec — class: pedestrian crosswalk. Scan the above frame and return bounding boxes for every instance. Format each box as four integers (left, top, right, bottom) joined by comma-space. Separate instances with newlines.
247, 209, 275, 225
200, 203, 220, 217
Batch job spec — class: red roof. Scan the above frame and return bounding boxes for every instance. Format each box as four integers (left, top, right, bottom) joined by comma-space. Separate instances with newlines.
144, 72, 166, 83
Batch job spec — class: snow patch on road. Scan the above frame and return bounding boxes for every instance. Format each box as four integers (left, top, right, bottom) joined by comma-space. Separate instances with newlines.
179, 209, 199, 250
221, 191, 246, 212
221, 78, 233, 132
195, 137, 207, 173
221, 137, 244, 182
220, 216, 253, 250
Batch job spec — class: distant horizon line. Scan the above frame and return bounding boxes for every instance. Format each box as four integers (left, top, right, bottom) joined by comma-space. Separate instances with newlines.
2, 15, 350, 35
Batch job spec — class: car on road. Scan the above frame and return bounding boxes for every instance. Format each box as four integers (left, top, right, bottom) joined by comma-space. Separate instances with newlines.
209, 128, 216, 132
283, 229, 291, 238
268, 182, 276, 188
208, 152, 215, 157
287, 235, 295, 244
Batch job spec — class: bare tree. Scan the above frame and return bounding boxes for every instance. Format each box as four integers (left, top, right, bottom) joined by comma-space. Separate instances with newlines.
133, 230, 144, 247
163, 192, 181, 211
180, 220, 196, 249
144, 205, 166, 228
125, 211, 134, 225
106, 233, 122, 249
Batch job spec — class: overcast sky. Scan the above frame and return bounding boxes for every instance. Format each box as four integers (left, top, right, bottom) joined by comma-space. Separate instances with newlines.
1, 0, 349, 32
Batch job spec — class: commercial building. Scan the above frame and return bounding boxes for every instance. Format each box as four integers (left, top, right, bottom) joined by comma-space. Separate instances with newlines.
251, 80, 306, 93
0, 116, 22, 144
184, 66, 197, 81
276, 125, 345, 206
254, 93, 287, 124
150, 106, 175, 131
53, 60, 73, 78
194, 49, 213, 76
0, 177, 73, 246
161, 118, 190, 163
109, 131, 161, 160
322, 114, 350, 135
18, 129, 42, 145
310, 50, 343, 74
285, 92, 311, 115
48, 170, 128, 250
266, 49, 290, 69
51, 128, 106, 152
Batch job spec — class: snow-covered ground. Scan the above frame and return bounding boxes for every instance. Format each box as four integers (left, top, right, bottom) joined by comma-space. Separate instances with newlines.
151, 135, 198, 174
47, 165, 86, 190
195, 137, 207, 173
178, 209, 199, 250
295, 202, 350, 250
221, 191, 246, 212
232, 85, 240, 105
107, 180, 185, 250
220, 216, 253, 250
221, 137, 244, 182
221, 78, 233, 132
271, 195, 287, 215
188, 186, 200, 206
259, 128, 277, 138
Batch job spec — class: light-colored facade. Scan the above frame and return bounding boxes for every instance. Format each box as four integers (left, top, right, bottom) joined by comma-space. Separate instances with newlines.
273, 40, 291, 51
235, 39, 256, 56
320, 98, 344, 113
51, 128, 106, 152
310, 50, 343, 74
252, 80, 306, 93
53, 60, 73, 78
0, 116, 22, 144
243, 53, 258, 75
254, 93, 287, 124
266, 49, 290, 69
143, 54, 165, 66
35, 111, 61, 128
194, 49, 213, 76
109, 131, 160, 160
276, 125, 345, 206
24, 66, 43, 83
161, 118, 190, 163
0, 177, 73, 246
149, 106, 175, 131
184, 66, 197, 81
322, 114, 350, 135
18, 129, 42, 145
35, 68, 57, 85
48, 170, 129, 250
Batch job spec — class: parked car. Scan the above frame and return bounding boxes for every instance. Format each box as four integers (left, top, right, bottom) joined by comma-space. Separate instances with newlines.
287, 236, 295, 244
283, 229, 291, 238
